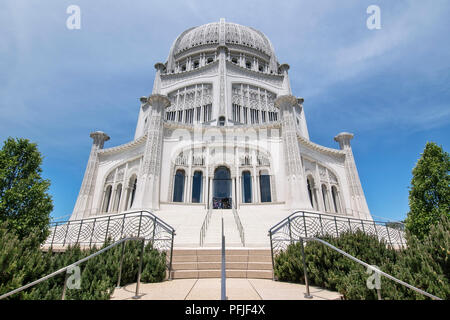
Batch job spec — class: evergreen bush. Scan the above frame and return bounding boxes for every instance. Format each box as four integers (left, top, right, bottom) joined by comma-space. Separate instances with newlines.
274, 217, 449, 300
0, 223, 167, 300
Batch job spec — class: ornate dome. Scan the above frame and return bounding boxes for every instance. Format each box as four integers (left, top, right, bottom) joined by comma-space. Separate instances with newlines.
166, 18, 279, 72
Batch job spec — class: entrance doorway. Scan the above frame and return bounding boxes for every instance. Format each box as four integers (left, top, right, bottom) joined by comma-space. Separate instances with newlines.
213, 166, 232, 209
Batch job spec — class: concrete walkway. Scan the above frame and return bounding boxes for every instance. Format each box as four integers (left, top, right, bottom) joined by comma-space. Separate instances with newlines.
110, 278, 342, 300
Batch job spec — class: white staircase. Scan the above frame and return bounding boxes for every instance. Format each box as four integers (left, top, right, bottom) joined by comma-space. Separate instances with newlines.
203, 209, 242, 247
170, 248, 273, 279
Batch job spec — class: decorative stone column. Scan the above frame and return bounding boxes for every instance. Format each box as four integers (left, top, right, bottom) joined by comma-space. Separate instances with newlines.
334, 132, 371, 219
138, 94, 170, 210
71, 131, 110, 220
275, 95, 312, 210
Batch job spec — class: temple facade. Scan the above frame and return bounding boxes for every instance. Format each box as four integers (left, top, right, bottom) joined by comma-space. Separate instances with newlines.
70, 19, 372, 247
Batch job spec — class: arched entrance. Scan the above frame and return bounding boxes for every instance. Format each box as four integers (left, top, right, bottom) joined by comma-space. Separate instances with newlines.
213, 166, 232, 209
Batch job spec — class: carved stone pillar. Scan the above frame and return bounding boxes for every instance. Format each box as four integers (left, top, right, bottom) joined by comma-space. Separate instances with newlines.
71, 131, 110, 220
334, 132, 371, 219
275, 95, 312, 210
138, 94, 170, 210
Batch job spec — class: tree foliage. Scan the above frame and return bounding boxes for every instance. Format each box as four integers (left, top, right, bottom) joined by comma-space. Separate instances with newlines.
0, 138, 53, 243
406, 142, 450, 239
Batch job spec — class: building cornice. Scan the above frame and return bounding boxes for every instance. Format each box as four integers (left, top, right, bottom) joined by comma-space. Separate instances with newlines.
297, 134, 346, 157
97, 134, 147, 155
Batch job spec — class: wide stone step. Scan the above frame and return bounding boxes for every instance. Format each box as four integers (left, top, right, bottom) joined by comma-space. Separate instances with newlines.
172, 262, 273, 271
170, 269, 273, 279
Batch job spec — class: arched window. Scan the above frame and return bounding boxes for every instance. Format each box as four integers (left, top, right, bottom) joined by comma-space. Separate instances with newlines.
242, 171, 252, 203
103, 185, 112, 213
331, 186, 340, 213
128, 176, 137, 209
192, 171, 203, 203
307, 176, 316, 209
213, 166, 231, 198
114, 184, 122, 212
173, 169, 185, 202
259, 170, 271, 203
322, 184, 329, 212
218, 116, 225, 126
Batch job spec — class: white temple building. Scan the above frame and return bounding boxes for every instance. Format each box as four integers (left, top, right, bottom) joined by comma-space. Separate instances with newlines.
69, 19, 372, 248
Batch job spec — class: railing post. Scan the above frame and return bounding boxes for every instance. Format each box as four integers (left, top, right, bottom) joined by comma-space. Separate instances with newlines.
319, 215, 324, 236
169, 233, 174, 280
76, 221, 83, 245
89, 218, 96, 249
377, 287, 382, 300
62, 221, 70, 247
152, 216, 157, 244
116, 241, 125, 289
50, 222, 58, 249
137, 212, 143, 238
385, 224, 392, 247
288, 217, 293, 244
348, 218, 352, 233
334, 216, 339, 237
300, 238, 313, 299
221, 218, 226, 301
398, 229, 404, 249
269, 231, 275, 281
61, 272, 69, 300
373, 221, 378, 238
132, 239, 145, 299
302, 214, 308, 238
105, 216, 111, 243
120, 214, 125, 239
361, 220, 365, 233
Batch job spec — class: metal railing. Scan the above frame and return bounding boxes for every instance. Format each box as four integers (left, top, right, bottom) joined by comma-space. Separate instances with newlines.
268, 211, 406, 260
0, 237, 146, 300
42, 210, 176, 278
297, 237, 442, 300
232, 206, 245, 246
200, 203, 213, 246
221, 217, 226, 300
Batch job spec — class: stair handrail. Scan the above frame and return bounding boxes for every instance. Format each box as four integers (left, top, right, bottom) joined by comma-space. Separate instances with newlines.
221, 217, 226, 300
200, 202, 213, 246
42, 210, 175, 278
232, 206, 245, 246
298, 237, 442, 300
0, 237, 146, 300
268, 210, 406, 250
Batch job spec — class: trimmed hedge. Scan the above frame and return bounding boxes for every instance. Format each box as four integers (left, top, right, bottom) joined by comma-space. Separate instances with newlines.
0, 222, 167, 300
274, 215, 450, 300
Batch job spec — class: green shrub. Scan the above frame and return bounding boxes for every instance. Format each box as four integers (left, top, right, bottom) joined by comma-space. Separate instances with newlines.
0, 223, 167, 300
274, 217, 450, 300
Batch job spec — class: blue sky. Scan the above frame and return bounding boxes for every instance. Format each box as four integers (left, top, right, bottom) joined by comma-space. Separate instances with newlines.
0, 0, 449, 222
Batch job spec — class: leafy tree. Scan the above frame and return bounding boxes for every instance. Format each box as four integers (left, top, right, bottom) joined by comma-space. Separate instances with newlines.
405, 142, 450, 239
0, 137, 53, 244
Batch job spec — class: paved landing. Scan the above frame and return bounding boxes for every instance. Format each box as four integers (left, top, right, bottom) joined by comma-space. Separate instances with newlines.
110, 278, 342, 300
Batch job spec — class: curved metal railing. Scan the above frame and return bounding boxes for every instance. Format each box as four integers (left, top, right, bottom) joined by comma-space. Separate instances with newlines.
0, 237, 146, 300
232, 206, 245, 246
268, 211, 406, 258
297, 237, 442, 300
43, 210, 175, 277
199, 203, 213, 246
